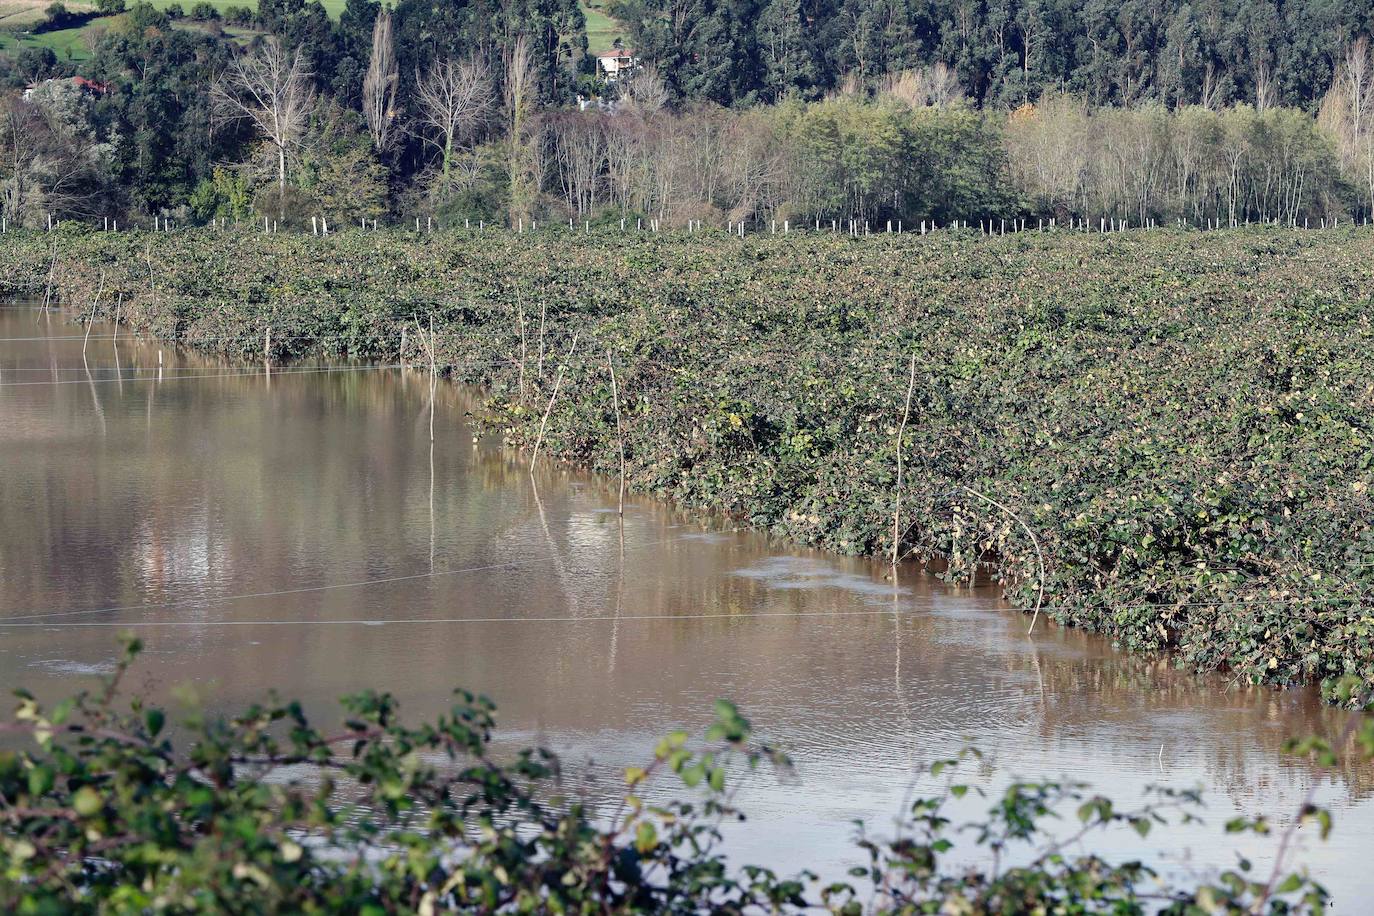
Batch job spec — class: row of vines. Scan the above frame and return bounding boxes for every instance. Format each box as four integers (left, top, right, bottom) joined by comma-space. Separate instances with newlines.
4, 225, 1373, 702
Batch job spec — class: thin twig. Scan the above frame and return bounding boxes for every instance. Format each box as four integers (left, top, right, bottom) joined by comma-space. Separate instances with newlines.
530, 332, 579, 473
41, 241, 56, 311
960, 484, 1046, 634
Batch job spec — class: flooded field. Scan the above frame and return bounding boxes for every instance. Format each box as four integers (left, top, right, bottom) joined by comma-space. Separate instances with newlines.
1, 306, 1371, 906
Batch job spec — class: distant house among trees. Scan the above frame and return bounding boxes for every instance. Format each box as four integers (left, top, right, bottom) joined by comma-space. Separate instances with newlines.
22, 76, 109, 101
596, 49, 634, 81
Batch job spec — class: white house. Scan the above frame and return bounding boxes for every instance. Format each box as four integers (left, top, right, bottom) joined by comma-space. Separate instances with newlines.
596, 49, 636, 81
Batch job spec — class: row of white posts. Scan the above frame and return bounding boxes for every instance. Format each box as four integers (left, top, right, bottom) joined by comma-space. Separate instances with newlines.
4, 213, 1372, 234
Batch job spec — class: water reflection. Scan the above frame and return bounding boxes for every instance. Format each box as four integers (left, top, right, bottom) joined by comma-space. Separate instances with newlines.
0, 307, 1371, 906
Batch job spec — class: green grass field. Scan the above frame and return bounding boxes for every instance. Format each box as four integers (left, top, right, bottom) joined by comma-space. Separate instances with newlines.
0, 0, 301, 60
0, 0, 93, 27
0, 0, 342, 53
580, 0, 624, 56
0, 23, 97, 59
0, 0, 98, 58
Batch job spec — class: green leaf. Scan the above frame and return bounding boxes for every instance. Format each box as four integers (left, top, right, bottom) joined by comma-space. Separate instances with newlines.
72, 786, 102, 817
27, 765, 54, 797
634, 821, 657, 854
1277, 873, 1303, 894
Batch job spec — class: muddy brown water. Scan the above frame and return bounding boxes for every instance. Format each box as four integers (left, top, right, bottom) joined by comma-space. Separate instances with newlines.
1, 306, 1371, 906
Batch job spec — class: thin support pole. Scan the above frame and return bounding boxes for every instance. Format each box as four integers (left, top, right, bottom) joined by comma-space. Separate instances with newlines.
892, 351, 917, 571
608, 348, 626, 517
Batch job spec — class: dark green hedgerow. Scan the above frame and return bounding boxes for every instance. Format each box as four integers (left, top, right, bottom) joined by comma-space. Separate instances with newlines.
4, 225, 1374, 701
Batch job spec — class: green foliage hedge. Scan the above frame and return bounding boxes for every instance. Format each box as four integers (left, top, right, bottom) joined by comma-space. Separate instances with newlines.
4, 226, 1374, 701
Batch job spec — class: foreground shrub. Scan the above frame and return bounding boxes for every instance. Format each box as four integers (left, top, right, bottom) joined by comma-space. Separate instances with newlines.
2, 639, 1369, 912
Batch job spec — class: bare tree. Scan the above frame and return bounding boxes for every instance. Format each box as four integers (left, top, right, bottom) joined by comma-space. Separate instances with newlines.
1320, 38, 1374, 215
412, 57, 490, 189
1254, 59, 1276, 112
620, 65, 669, 113
1002, 92, 1087, 216
362, 11, 399, 153
550, 111, 607, 217
1343, 37, 1373, 141
1, 98, 40, 224
1, 89, 109, 225
504, 35, 537, 225
882, 63, 965, 108
213, 39, 314, 202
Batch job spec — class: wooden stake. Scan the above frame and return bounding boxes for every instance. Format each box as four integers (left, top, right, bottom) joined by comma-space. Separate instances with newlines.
428, 314, 437, 442
83, 271, 105, 358
607, 348, 625, 517
892, 351, 917, 571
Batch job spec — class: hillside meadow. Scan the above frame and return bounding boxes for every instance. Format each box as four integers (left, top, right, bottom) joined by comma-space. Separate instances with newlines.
4, 225, 1373, 702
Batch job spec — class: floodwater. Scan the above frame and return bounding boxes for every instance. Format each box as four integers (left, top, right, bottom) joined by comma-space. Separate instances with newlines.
1, 306, 1371, 907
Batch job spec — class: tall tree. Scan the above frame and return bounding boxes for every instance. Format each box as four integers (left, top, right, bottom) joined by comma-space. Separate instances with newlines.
504, 34, 537, 224
757, 0, 816, 100
362, 10, 399, 152
213, 39, 315, 205
412, 57, 491, 188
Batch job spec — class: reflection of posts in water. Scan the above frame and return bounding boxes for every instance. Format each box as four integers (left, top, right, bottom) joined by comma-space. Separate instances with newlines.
1026, 635, 1046, 710
529, 473, 576, 616
608, 517, 625, 676
82, 271, 104, 359
429, 438, 435, 574
82, 354, 107, 437
412, 316, 439, 442
891, 562, 916, 768
428, 315, 436, 443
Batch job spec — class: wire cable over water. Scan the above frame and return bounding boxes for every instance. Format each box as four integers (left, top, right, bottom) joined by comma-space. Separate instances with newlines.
0, 532, 706, 625
0, 364, 408, 388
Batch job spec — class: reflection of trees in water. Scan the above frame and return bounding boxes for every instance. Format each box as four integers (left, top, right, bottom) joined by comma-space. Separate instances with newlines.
3, 315, 1369, 814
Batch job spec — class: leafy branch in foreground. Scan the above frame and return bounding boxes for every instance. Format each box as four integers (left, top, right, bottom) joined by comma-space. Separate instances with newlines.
1, 637, 1368, 913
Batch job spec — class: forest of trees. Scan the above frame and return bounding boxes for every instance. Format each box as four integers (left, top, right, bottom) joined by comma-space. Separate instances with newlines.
615, 0, 1374, 111
4, 0, 1374, 229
